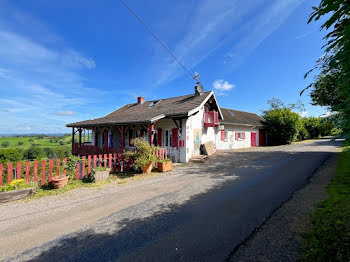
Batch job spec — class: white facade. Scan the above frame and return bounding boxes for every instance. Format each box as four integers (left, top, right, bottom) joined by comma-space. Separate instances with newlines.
183, 105, 260, 162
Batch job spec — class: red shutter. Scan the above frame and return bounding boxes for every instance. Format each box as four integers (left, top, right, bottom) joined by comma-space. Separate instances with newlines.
221, 130, 225, 141
157, 128, 162, 146
129, 129, 133, 146
243, 132, 246, 139
172, 128, 178, 148
235, 132, 239, 140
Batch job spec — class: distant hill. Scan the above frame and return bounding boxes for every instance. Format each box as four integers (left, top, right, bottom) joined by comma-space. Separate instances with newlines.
0, 133, 69, 137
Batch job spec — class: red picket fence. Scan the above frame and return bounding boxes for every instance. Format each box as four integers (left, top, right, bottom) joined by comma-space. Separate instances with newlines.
0, 148, 168, 187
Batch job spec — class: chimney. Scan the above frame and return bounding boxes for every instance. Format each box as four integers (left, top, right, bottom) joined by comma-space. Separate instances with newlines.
137, 96, 145, 104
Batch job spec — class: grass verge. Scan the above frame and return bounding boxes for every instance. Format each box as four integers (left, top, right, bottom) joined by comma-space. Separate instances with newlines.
300, 138, 350, 261
28, 170, 164, 200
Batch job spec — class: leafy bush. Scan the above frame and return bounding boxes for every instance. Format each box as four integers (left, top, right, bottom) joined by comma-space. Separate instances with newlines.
319, 118, 333, 136
63, 156, 80, 179
23, 145, 45, 160
298, 124, 310, 141
0, 179, 35, 192
126, 138, 158, 169
0, 148, 23, 164
43, 147, 55, 159
17, 141, 24, 145
158, 158, 171, 163
303, 117, 321, 139
262, 107, 301, 145
1, 141, 9, 148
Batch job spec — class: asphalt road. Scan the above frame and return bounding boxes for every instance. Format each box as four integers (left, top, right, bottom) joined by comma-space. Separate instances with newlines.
0, 138, 341, 262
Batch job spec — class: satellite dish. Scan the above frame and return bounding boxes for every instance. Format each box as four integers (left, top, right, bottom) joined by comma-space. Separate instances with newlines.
196, 82, 204, 93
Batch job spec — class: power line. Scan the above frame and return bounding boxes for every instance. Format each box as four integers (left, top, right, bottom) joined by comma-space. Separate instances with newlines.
119, 0, 198, 81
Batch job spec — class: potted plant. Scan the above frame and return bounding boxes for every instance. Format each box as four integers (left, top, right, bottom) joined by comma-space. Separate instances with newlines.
157, 158, 173, 172
126, 138, 158, 174
93, 167, 111, 182
52, 156, 79, 189
51, 175, 69, 189
0, 179, 36, 203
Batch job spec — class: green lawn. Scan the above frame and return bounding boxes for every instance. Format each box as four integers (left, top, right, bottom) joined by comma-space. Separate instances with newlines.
300, 137, 350, 261
0, 135, 71, 149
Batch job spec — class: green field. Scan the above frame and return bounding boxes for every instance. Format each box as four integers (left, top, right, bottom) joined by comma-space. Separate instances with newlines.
0, 135, 72, 149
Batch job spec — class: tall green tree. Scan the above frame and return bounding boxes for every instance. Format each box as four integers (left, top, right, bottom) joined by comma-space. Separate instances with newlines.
304, 0, 350, 130
262, 98, 302, 145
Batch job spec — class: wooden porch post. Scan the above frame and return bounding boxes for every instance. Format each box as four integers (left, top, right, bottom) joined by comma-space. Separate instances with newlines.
149, 124, 154, 145
72, 127, 75, 152
103, 129, 108, 150
121, 126, 125, 149
93, 127, 98, 147
78, 128, 82, 146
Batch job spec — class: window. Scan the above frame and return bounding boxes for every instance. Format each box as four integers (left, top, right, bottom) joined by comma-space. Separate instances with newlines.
235, 132, 245, 140
153, 130, 158, 146
82, 129, 92, 144
221, 130, 226, 141
135, 130, 140, 138
165, 130, 169, 146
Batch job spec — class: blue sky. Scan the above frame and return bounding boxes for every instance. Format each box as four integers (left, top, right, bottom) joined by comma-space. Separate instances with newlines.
0, 0, 328, 134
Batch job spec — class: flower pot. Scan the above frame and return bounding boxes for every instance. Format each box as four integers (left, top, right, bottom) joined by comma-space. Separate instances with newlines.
141, 163, 153, 174
0, 187, 35, 203
157, 161, 173, 172
52, 175, 69, 189
94, 170, 110, 182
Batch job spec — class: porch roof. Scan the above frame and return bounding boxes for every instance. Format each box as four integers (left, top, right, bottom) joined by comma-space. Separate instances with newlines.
67, 91, 214, 128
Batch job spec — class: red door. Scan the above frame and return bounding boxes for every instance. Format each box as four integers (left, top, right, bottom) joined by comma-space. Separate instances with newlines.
251, 132, 256, 147
259, 131, 265, 146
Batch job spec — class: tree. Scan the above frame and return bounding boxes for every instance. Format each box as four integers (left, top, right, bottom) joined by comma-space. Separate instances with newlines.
303, 117, 322, 139
262, 99, 302, 145
0, 148, 23, 164
18, 141, 24, 145
319, 118, 333, 136
304, 0, 350, 131
1, 141, 9, 148
23, 145, 45, 160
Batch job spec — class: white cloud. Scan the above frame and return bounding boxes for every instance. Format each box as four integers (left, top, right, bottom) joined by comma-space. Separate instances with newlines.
299, 111, 308, 117
61, 50, 96, 69
213, 79, 235, 91
54, 111, 76, 116
151, 0, 306, 85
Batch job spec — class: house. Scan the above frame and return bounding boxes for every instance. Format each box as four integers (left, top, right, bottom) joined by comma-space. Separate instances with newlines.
66, 86, 265, 163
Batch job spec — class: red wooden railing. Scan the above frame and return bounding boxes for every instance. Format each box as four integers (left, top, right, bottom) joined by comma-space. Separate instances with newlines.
204, 111, 219, 127
72, 143, 123, 156
0, 148, 168, 187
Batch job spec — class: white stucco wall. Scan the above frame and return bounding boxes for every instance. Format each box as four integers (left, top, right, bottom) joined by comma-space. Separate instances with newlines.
183, 106, 261, 162
214, 124, 260, 150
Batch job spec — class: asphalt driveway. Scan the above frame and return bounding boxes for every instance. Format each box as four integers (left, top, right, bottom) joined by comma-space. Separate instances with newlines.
0, 138, 342, 262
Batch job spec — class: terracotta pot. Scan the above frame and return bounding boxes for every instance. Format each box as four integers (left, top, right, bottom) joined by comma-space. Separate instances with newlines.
52, 175, 69, 189
157, 161, 173, 172
141, 163, 153, 174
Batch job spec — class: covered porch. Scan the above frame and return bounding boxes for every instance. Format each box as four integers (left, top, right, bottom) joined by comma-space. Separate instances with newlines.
70, 123, 158, 156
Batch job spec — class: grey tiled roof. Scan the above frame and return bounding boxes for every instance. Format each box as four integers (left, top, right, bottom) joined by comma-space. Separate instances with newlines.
67, 91, 212, 127
220, 108, 264, 127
